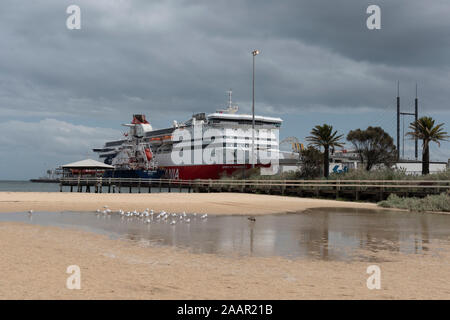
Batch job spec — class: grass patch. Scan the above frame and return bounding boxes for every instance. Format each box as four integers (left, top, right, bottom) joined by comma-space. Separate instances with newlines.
378, 193, 450, 212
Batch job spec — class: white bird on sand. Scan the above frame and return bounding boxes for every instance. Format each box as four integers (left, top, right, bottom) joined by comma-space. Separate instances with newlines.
96, 209, 101, 213
201, 214, 208, 219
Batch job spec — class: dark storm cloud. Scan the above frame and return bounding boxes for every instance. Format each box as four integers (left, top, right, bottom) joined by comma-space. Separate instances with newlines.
239, 0, 450, 67
0, 0, 449, 178
1, 0, 450, 123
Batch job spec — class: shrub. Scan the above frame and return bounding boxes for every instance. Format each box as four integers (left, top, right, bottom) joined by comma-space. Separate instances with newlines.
378, 193, 450, 212
330, 168, 450, 181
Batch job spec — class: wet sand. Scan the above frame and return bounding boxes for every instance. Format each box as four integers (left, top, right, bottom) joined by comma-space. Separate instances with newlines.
0, 192, 378, 214
0, 222, 449, 299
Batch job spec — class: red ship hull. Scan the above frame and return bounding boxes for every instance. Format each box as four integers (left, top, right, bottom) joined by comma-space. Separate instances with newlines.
161, 164, 268, 180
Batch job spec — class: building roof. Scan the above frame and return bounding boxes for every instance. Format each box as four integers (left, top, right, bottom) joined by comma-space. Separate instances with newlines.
62, 159, 114, 169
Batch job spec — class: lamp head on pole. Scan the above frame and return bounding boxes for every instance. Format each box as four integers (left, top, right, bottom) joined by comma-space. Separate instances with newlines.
252, 50, 260, 56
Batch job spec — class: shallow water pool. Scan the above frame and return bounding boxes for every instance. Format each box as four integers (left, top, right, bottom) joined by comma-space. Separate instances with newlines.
1, 208, 449, 261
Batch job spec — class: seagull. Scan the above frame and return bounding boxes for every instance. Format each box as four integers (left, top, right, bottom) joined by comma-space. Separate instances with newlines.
103, 205, 108, 209
144, 218, 151, 224
28, 210, 33, 215
96, 209, 101, 213
248, 217, 256, 222
185, 218, 191, 223
170, 220, 177, 225
201, 214, 208, 219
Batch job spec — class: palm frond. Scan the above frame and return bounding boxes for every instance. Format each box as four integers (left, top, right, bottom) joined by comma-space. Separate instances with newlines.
306, 124, 344, 149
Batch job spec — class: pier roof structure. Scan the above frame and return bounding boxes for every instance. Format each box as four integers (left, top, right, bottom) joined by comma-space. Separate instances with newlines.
62, 159, 114, 169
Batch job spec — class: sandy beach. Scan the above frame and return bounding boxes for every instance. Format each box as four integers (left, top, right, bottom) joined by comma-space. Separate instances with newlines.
0, 222, 449, 299
0, 192, 378, 214
1, 192, 449, 299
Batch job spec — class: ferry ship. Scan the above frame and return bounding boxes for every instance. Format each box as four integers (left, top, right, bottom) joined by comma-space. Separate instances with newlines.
93, 91, 283, 179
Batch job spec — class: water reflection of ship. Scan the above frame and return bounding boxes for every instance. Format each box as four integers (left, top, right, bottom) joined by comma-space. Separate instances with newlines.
207, 209, 436, 260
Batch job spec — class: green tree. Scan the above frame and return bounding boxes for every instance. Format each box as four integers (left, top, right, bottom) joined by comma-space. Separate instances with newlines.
299, 146, 323, 179
407, 117, 449, 175
306, 124, 344, 178
347, 126, 397, 171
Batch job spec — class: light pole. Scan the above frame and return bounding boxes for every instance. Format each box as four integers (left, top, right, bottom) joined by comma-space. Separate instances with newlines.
251, 49, 259, 169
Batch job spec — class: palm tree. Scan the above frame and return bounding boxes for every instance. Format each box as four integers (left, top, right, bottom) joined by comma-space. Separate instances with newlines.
407, 117, 449, 175
307, 124, 344, 178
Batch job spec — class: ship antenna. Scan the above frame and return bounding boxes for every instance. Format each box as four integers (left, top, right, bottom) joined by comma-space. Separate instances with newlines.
228, 89, 232, 109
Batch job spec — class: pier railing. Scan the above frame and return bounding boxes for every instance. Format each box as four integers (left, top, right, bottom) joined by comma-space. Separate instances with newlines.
59, 177, 450, 201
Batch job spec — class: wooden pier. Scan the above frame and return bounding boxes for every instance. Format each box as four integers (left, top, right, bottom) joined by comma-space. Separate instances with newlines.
59, 177, 450, 201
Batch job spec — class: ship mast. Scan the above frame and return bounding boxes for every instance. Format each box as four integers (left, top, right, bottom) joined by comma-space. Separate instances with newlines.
219, 89, 238, 114
228, 89, 233, 109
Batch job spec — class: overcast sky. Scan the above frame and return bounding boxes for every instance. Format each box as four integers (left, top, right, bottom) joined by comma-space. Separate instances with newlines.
1, 0, 449, 179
